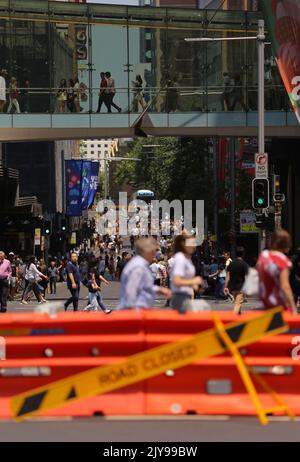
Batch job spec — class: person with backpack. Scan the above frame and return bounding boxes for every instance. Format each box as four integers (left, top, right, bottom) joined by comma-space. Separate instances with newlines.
105, 71, 121, 113
83, 271, 111, 314
224, 247, 249, 314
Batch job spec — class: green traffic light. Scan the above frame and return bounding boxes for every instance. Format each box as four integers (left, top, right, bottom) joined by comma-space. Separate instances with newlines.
258, 198, 264, 205
62, 226, 66, 231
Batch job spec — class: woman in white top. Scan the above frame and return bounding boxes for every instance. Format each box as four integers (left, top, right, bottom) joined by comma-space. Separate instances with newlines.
0, 70, 6, 112
21, 256, 48, 304
170, 234, 203, 313
73, 77, 81, 113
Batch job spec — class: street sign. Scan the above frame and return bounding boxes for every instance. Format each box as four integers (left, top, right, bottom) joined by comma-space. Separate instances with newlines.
34, 228, 41, 246
240, 212, 259, 233
255, 153, 268, 179
70, 232, 77, 245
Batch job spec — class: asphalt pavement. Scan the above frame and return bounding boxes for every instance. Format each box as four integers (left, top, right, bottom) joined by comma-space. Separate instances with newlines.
0, 417, 299, 442
6, 280, 262, 313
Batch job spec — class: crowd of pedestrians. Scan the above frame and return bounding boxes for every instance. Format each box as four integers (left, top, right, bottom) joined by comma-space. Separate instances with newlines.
0, 229, 299, 315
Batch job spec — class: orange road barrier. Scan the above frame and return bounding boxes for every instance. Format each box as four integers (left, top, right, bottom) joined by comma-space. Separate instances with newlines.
0, 308, 298, 421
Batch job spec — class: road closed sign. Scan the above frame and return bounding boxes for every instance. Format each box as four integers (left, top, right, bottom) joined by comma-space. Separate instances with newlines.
255, 153, 268, 179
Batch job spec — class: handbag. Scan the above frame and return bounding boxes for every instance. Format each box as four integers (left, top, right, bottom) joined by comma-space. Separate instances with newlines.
242, 267, 259, 297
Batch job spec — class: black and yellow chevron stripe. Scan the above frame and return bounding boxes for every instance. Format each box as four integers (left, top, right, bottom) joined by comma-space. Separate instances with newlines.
11, 307, 287, 421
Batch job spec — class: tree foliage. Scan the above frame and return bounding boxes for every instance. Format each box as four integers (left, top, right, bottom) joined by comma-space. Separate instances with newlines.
114, 137, 213, 208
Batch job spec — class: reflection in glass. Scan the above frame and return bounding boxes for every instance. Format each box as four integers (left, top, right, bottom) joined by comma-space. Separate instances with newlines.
0, 3, 291, 116
91, 24, 128, 114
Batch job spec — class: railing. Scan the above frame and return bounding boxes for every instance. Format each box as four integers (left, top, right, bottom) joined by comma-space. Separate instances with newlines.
0, 85, 292, 115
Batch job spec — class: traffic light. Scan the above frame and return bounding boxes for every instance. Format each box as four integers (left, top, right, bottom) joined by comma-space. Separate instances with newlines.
44, 220, 52, 235
252, 178, 269, 209
273, 174, 280, 194
61, 218, 67, 233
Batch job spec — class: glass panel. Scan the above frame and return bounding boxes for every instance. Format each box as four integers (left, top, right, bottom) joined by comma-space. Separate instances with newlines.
89, 3, 128, 22
8, 0, 48, 21
0, 0, 9, 11
49, 1, 88, 18
166, 26, 205, 112
0, 18, 50, 113
167, 8, 206, 31
91, 23, 128, 114
206, 10, 248, 113
50, 19, 90, 114
127, 25, 160, 113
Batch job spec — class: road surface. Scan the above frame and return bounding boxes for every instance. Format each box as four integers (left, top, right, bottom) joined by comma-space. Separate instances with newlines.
0, 416, 299, 442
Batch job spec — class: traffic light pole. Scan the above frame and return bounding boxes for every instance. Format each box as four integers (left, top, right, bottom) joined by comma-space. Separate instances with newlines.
258, 20, 267, 252
230, 138, 236, 259
258, 19, 265, 155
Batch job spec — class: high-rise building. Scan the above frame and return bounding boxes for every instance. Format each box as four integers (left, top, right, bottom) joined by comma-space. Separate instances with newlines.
80, 139, 119, 171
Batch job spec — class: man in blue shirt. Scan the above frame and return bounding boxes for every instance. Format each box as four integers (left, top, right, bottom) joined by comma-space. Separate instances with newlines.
64, 252, 81, 311
119, 238, 171, 309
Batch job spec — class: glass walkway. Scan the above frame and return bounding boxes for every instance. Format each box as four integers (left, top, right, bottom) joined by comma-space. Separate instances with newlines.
0, 0, 298, 140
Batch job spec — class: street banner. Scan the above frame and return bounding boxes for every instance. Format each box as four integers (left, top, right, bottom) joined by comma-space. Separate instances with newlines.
70, 232, 77, 245
34, 228, 41, 246
87, 162, 100, 208
65, 160, 83, 217
262, 0, 300, 124
81, 161, 92, 210
81, 161, 99, 210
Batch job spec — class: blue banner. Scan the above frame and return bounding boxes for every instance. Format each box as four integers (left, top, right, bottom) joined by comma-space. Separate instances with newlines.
65, 160, 83, 216
87, 162, 100, 208
81, 161, 92, 210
